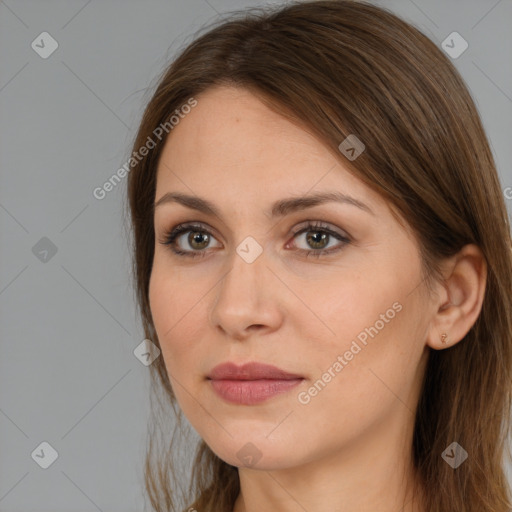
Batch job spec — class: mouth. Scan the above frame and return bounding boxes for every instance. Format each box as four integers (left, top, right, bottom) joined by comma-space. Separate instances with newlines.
206, 361, 305, 405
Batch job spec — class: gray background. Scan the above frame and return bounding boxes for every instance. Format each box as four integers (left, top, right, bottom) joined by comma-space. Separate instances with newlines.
1, 0, 511, 511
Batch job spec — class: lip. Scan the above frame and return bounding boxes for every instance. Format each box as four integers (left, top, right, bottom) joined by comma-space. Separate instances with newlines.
208, 361, 303, 380
207, 362, 304, 405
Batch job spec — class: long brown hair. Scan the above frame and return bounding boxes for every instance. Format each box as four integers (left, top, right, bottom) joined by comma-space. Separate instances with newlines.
124, 1, 512, 510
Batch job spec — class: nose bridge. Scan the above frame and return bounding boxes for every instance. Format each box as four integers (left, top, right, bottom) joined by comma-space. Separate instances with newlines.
210, 236, 279, 335
219, 238, 267, 306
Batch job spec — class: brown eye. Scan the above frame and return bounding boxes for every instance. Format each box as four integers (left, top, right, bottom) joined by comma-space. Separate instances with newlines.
289, 222, 350, 258
187, 231, 210, 250
305, 230, 330, 250
159, 223, 221, 258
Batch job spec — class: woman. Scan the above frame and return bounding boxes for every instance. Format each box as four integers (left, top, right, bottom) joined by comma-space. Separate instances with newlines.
125, 1, 512, 511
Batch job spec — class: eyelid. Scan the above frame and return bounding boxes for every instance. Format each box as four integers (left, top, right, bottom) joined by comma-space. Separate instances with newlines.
160, 221, 221, 243
289, 219, 348, 237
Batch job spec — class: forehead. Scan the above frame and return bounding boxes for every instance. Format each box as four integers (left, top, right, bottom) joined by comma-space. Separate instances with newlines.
155, 85, 384, 212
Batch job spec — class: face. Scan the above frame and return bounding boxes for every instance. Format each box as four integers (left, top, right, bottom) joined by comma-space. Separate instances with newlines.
149, 85, 431, 471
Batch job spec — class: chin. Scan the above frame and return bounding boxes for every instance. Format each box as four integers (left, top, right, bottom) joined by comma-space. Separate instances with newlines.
203, 434, 305, 471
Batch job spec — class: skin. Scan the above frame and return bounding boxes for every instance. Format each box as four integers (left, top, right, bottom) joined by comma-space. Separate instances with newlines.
149, 85, 487, 512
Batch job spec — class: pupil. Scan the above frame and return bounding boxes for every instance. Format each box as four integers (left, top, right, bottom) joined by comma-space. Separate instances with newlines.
307, 231, 327, 249
190, 231, 208, 249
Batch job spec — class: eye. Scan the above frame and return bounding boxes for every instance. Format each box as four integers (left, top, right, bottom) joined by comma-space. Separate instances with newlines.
287, 221, 351, 258
158, 222, 221, 259
158, 220, 351, 259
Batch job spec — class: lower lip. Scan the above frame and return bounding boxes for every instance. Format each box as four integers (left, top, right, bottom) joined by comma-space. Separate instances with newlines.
209, 378, 304, 405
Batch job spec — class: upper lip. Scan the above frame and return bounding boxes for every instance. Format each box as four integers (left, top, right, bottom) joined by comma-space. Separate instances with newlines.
207, 362, 303, 380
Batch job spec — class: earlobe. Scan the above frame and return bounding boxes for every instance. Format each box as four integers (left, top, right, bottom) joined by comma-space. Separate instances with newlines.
426, 244, 487, 350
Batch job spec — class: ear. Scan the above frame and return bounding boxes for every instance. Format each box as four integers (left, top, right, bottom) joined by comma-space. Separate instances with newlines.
425, 244, 487, 350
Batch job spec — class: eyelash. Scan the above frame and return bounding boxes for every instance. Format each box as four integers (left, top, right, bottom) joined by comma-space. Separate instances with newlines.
158, 221, 351, 260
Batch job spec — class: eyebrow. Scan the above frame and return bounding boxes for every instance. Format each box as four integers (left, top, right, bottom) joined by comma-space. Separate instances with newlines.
153, 191, 375, 218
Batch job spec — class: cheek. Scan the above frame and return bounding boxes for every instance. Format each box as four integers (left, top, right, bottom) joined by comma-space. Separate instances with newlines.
148, 266, 206, 368
300, 269, 398, 346
294, 303, 423, 447
148, 273, 206, 417
299, 267, 423, 392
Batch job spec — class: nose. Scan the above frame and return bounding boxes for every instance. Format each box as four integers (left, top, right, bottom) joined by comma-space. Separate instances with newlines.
209, 244, 284, 341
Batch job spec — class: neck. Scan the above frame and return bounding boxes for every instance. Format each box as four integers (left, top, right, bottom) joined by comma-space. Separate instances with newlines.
232, 409, 424, 512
